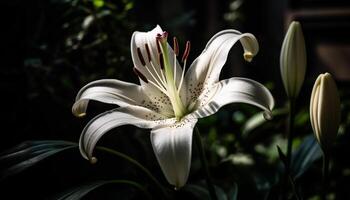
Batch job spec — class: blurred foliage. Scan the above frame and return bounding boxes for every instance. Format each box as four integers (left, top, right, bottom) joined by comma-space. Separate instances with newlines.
1, 0, 350, 199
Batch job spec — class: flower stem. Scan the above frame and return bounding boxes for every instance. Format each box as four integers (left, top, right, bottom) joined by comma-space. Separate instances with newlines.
282, 99, 296, 200
96, 146, 169, 199
321, 152, 330, 200
194, 127, 218, 200
108, 179, 153, 200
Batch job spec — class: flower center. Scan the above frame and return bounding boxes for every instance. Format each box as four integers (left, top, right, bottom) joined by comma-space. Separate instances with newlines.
133, 31, 191, 120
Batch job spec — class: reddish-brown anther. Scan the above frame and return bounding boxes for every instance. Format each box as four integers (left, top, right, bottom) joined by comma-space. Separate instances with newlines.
133, 67, 148, 83
145, 44, 152, 62
182, 41, 191, 62
156, 39, 161, 53
159, 53, 164, 70
173, 37, 179, 56
137, 47, 146, 66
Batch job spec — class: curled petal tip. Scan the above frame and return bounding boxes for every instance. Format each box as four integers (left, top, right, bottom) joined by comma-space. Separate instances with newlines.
90, 157, 98, 164
263, 111, 273, 120
244, 52, 254, 62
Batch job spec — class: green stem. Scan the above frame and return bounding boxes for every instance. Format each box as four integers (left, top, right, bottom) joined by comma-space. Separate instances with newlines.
287, 175, 301, 200
281, 99, 296, 200
96, 146, 168, 199
108, 180, 153, 200
286, 99, 295, 176
194, 127, 218, 200
321, 153, 330, 200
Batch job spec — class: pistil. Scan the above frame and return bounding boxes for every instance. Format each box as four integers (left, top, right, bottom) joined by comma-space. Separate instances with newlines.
157, 32, 187, 120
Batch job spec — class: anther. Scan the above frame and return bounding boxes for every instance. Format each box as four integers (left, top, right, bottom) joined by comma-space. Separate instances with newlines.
90, 157, 98, 164
243, 52, 253, 62
133, 67, 148, 83
156, 39, 161, 53
173, 37, 179, 56
182, 41, 191, 62
145, 44, 152, 62
137, 47, 146, 66
159, 53, 164, 70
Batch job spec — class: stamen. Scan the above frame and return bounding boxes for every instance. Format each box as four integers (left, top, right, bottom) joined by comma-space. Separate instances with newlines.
177, 59, 186, 93
243, 52, 253, 62
159, 53, 164, 70
173, 37, 179, 84
90, 157, 98, 164
182, 41, 191, 62
149, 61, 167, 86
133, 67, 148, 83
137, 47, 146, 66
173, 37, 179, 56
173, 50, 177, 84
144, 62, 167, 90
145, 44, 152, 62
148, 80, 169, 95
156, 39, 161, 53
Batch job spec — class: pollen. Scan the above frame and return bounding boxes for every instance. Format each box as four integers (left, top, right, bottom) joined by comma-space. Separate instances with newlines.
244, 52, 254, 62
90, 157, 98, 164
77, 113, 86, 118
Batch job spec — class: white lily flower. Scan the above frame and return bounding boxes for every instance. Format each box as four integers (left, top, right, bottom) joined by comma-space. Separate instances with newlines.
310, 73, 340, 152
72, 25, 275, 188
280, 21, 306, 99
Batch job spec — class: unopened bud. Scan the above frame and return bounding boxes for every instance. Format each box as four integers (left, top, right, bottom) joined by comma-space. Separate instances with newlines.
280, 21, 306, 99
310, 73, 340, 152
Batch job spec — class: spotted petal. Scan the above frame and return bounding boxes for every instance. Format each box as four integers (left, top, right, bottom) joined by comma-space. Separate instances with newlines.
185, 30, 259, 104
72, 79, 148, 117
131, 25, 186, 114
79, 106, 170, 161
192, 77, 274, 119
150, 117, 197, 188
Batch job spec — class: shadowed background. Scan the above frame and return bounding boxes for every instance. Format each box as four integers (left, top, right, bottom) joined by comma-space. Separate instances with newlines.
1, 0, 350, 199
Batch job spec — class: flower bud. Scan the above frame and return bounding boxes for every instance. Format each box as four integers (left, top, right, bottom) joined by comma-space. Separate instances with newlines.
310, 73, 340, 152
280, 21, 306, 99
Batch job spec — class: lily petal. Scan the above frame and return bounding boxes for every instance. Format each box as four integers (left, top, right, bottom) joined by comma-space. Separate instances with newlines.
131, 25, 186, 113
150, 117, 197, 188
79, 106, 170, 161
72, 79, 147, 117
192, 77, 274, 119
185, 30, 259, 104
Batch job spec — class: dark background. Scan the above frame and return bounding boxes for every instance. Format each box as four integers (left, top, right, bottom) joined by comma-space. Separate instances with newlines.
1, 0, 350, 199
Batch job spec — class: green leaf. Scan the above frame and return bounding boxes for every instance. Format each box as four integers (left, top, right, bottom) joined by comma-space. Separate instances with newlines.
0, 140, 77, 180
276, 145, 287, 166
227, 183, 238, 200
215, 185, 228, 200
182, 184, 229, 200
182, 184, 211, 200
93, 0, 104, 8
291, 135, 322, 179
54, 180, 151, 200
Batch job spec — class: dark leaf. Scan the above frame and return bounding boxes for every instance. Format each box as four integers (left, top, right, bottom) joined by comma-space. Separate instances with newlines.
215, 185, 228, 200
54, 180, 151, 200
0, 140, 77, 180
182, 184, 229, 200
227, 183, 238, 200
182, 184, 211, 200
276, 145, 287, 166
290, 135, 322, 179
